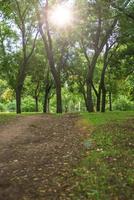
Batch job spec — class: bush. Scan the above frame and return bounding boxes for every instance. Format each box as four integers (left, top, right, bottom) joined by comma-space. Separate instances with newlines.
6, 97, 42, 113
22, 97, 35, 112
7, 101, 16, 112
113, 96, 134, 111
0, 103, 6, 112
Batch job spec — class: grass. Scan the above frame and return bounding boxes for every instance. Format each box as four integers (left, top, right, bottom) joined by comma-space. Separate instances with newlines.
81, 111, 134, 126
0, 112, 17, 124
0, 112, 42, 124
70, 111, 134, 200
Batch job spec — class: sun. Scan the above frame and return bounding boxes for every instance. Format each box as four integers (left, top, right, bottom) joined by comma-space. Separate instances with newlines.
49, 5, 72, 27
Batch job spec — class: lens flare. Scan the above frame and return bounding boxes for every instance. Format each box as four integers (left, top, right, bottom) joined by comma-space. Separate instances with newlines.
50, 5, 72, 27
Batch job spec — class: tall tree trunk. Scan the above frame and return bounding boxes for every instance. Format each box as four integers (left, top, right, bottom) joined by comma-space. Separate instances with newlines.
43, 92, 48, 113
16, 70, 25, 114
86, 53, 100, 112
43, 80, 52, 113
35, 96, 38, 112
47, 98, 50, 113
81, 18, 117, 113
81, 87, 88, 111
101, 86, 106, 112
43, 90, 50, 113
34, 81, 40, 112
55, 80, 62, 113
99, 43, 109, 112
16, 62, 25, 114
86, 82, 94, 112
109, 91, 112, 111
38, 18, 62, 113
96, 91, 101, 112
91, 81, 100, 112
16, 86, 22, 114
83, 93, 88, 112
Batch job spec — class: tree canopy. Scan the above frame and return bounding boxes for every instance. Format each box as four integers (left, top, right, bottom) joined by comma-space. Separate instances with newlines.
0, 0, 134, 113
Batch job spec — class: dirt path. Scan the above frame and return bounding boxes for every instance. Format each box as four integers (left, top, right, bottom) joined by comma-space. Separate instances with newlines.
0, 114, 86, 200
0, 115, 42, 145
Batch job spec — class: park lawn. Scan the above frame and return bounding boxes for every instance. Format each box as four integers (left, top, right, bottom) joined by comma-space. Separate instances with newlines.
0, 112, 42, 125
71, 111, 134, 200
0, 112, 17, 124
81, 111, 134, 126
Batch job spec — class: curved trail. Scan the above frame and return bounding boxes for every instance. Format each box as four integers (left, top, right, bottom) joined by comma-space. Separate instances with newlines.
0, 114, 86, 200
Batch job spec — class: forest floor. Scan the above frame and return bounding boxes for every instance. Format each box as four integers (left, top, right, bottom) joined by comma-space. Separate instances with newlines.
0, 114, 88, 200
0, 112, 133, 200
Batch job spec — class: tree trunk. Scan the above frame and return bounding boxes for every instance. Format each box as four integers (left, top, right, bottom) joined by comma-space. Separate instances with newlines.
86, 82, 94, 112
39, 28, 62, 113
96, 91, 101, 112
15, 67, 26, 114
101, 86, 106, 112
84, 97, 88, 112
82, 89, 88, 111
43, 90, 50, 113
99, 44, 109, 112
86, 53, 99, 112
35, 96, 38, 112
55, 80, 62, 113
47, 98, 50, 113
16, 86, 22, 114
91, 82, 100, 112
43, 80, 52, 113
43, 93, 48, 113
109, 91, 112, 111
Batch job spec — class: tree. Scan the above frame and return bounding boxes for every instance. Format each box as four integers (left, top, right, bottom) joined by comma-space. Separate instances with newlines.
112, 0, 134, 21
13, 0, 39, 113
43, 68, 53, 113
1, 0, 39, 113
36, 0, 70, 113
75, 0, 117, 112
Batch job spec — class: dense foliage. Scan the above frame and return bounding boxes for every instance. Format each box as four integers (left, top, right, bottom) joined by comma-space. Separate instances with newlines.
0, 0, 133, 113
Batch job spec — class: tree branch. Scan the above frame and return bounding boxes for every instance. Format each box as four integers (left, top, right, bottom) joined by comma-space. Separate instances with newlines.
26, 30, 39, 63
80, 39, 90, 64
91, 81, 98, 97
99, 18, 118, 53
94, 7, 102, 51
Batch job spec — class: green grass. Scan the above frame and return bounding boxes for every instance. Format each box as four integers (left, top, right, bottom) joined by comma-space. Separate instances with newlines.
0, 112, 42, 124
70, 111, 134, 200
0, 112, 17, 124
81, 111, 134, 126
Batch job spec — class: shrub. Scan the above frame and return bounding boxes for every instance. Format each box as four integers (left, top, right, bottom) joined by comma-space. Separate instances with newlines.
113, 96, 134, 111
0, 103, 6, 112
7, 101, 16, 112
22, 97, 35, 112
